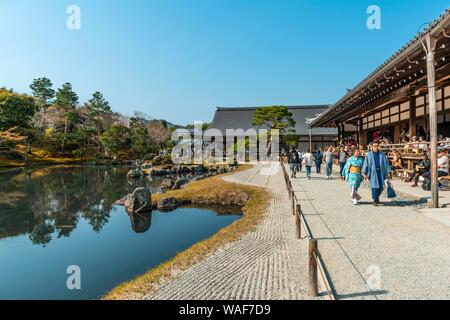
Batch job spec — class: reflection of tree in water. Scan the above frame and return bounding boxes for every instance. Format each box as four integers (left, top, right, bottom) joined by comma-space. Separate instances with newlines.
29, 217, 55, 246
0, 166, 156, 245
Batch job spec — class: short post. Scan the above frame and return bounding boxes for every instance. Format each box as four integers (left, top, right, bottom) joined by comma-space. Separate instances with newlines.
309, 238, 319, 297
291, 192, 295, 215
296, 204, 301, 238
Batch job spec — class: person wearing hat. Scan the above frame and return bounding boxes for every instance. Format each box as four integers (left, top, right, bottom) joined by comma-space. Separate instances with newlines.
362, 141, 392, 206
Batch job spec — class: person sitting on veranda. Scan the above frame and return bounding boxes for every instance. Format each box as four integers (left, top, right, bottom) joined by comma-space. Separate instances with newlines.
417, 136, 428, 152
405, 136, 419, 153
422, 149, 449, 186
400, 129, 409, 143
390, 151, 403, 171
407, 153, 431, 187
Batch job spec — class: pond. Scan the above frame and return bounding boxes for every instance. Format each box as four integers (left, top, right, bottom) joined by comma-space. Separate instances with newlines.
0, 166, 242, 300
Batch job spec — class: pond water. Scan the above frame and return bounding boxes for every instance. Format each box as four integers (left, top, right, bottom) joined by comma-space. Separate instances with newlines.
0, 166, 241, 300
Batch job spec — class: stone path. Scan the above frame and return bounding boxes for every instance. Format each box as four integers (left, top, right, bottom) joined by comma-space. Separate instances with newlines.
148, 163, 315, 300
288, 164, 450, 300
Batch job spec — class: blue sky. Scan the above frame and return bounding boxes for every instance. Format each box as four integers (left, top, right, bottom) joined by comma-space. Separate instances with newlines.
0, 0, 448, 125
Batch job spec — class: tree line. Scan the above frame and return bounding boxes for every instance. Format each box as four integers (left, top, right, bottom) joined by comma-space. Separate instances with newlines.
0, 78, 173, 161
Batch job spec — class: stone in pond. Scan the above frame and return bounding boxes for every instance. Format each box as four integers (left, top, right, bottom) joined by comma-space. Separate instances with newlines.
157, 197, 182, 211
125, 187, 152, 214
161, 178, 174, 190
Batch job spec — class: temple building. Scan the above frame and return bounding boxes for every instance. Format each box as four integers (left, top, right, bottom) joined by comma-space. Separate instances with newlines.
210, 105, 337, 150
310, 9, 450, 148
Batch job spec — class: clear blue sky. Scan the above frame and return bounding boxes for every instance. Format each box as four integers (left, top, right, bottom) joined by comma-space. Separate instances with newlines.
0, 0, 448, 125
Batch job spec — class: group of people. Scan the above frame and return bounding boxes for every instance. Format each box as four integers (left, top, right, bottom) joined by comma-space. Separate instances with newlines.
286, 141, 432, 206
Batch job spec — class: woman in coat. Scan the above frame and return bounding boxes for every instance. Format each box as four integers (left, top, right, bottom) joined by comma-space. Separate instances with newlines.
343, 148, 365, 205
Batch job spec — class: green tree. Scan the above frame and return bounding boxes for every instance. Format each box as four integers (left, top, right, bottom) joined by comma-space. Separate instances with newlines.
85, 91, 114, 156
30, 78, 55, 107
252, 106, 296, 155
55, 83, 79, 109
129, 114, 151, 156
252, 106, 296, 133
30, 78, 55, 132
30, 78, 55, 133
101, 125, 131, 158
0, 89, 38, 130
87, 91, 111, 117
60, 109, 82, 156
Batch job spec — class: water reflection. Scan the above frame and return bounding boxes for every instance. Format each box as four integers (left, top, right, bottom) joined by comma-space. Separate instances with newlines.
0, 166, 175, 246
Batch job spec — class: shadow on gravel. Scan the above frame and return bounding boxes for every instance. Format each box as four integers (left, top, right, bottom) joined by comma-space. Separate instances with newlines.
382, 199, 427, 207
315, 236, 345, 241
337, 289, 389, 300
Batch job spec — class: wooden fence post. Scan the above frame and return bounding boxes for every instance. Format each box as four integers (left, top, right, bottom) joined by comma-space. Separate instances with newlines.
291, 191, 295, 215
309, 238, 319, 297
296, 204, 301, 238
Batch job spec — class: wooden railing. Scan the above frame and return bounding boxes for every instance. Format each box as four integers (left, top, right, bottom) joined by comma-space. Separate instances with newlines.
280, 161, 336, 300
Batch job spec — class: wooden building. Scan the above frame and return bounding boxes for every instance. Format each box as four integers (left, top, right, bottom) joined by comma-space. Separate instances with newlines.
210, 105, 337, 150
310, 9, 450, 148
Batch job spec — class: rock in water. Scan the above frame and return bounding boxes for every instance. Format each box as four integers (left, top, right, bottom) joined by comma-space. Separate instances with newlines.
125, 187, 152, 214
157, 197, 181, 211
127, 168, 143, 179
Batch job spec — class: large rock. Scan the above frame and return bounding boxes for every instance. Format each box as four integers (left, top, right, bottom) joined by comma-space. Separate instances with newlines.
124, 187, 152, 214
157, 197, 181, 211
127, 168, 143, 179
160, 178, 174, 190
172, 178, 188, 190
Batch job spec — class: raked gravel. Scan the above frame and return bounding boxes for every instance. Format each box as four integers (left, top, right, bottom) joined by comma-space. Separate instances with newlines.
147, 163, 320, 300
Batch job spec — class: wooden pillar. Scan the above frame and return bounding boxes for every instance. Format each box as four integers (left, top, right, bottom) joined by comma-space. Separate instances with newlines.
342, 122, 346, 142
424, 33, 439, 208
409, 96, 416, 139
357, 117, 362, 146
337, 123, 342, 145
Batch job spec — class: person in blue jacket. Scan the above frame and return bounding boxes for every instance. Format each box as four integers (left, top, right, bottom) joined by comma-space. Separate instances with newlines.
362, 141, 392, 206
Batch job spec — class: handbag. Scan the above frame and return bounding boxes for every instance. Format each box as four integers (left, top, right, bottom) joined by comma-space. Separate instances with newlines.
386, 181, 397, 198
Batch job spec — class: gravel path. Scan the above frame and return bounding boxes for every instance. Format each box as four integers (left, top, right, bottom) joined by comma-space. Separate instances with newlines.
147, 163, 315, 300
289, 164, 450, 300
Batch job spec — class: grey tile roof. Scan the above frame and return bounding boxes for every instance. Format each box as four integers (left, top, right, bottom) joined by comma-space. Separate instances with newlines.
210, 105, 337, 136
311, 7, 450, 128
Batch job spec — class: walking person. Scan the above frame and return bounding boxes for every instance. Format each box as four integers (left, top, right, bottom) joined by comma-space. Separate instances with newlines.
314, 149, 323, 174
287, 148, 300, 178
362, 142, 392, 206
323, 146, 335, 179
297, 149, 304, 173
302, 149, 314, 180
343, 148, 364, 205
338, 146, 348, 180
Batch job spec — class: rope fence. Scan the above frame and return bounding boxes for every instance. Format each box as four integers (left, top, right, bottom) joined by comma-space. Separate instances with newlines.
281, 161, 336, 301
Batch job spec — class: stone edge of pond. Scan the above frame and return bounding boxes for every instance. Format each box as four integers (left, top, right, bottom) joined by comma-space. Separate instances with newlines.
102, 164, 271, 300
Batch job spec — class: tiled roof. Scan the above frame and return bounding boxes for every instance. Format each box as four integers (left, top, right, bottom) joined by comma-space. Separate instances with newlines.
210, 105, 337, 136
311, 7, 450, 128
